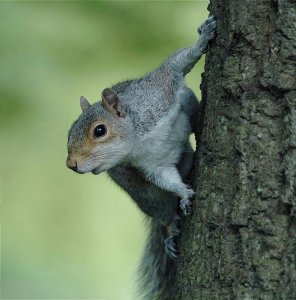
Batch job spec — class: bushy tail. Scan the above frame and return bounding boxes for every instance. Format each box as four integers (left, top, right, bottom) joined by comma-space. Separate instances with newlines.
137, 219, 176, 300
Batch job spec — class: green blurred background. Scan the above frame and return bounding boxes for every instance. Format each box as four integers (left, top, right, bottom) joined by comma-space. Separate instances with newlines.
0, 1, 209, 299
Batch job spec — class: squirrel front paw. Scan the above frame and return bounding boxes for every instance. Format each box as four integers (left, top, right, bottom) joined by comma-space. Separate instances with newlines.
180, 198, 192, 216
180, 186, 195, 215
198, 15, 217, 39
197, 16, 217, 54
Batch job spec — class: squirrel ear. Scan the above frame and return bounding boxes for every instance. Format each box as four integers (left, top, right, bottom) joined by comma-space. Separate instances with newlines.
80, 96, 91, 112
102, 88, 125, 117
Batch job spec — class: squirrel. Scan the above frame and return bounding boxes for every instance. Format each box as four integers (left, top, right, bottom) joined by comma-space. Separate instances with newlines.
66, 16, 216, 300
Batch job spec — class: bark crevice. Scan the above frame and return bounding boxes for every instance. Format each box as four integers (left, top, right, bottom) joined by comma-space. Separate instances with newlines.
174, 1, 296, 299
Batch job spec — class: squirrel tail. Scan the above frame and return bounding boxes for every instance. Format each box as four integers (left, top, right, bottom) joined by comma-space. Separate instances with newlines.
137, 219, 176, 300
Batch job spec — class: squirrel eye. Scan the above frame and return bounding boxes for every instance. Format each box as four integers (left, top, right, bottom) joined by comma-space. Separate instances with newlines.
93, 124, 107, 138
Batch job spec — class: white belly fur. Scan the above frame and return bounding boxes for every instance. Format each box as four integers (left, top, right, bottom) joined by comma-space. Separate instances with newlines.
130, 101, 191, 169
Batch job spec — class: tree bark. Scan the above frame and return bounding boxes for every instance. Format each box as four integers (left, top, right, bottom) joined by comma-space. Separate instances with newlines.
175, 1, 296, 299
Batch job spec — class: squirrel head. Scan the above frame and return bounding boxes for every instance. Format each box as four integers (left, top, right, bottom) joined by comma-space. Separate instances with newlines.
66, 88, 133, 175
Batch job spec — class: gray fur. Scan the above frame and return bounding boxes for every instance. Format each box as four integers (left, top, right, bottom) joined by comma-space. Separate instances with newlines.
108, 145, 193, 300
67, 16, 217, 300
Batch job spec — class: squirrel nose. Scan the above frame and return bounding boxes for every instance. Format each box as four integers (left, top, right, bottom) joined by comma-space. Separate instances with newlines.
69, 163, 78, 172
66, 158, 78, 172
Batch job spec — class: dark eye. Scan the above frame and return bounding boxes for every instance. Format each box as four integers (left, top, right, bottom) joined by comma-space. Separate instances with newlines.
94, 124, 107, 138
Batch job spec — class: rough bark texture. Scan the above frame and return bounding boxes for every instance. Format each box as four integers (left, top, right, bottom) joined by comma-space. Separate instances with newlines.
175, 1, 296, 299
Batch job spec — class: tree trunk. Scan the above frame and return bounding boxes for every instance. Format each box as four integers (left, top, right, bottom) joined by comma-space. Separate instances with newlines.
175, 1, 296, 299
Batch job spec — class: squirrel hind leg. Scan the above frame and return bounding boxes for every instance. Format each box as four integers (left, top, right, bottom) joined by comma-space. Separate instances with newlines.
164, 217, 181, 259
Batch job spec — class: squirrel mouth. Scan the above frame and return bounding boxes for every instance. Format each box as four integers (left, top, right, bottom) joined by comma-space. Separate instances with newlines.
91, 166, 103, 175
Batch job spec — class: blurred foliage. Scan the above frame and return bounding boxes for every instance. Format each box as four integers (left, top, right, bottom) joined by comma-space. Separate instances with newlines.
0, 1, 209, 299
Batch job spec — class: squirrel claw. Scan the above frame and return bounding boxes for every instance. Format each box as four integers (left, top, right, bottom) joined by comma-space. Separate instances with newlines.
164, 237, 178, 259
179, 186, 195, 216
198, 15, 217, 36
180, 198, 192, 216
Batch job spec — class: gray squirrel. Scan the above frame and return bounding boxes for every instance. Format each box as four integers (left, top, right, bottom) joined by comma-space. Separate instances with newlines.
66, 16, 216, 300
